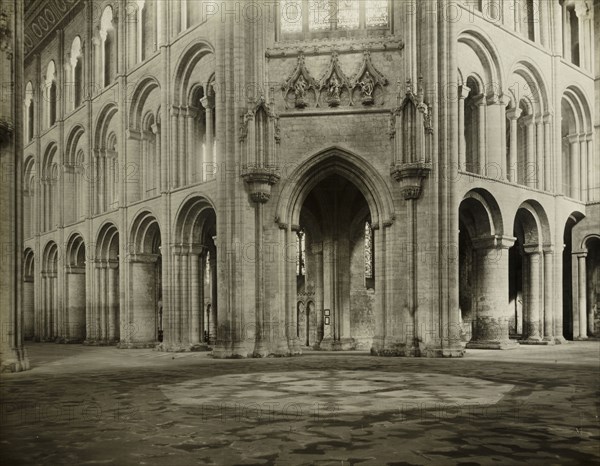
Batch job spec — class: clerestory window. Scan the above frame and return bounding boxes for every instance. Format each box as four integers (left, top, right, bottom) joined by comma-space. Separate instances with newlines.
280, 0, 390, 39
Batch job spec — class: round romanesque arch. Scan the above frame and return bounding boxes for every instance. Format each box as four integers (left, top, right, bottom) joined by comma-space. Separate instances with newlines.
65, 233, 87, 342
128, 210, 162, 347
171, 195, 217, 349
94, 222, 120, 344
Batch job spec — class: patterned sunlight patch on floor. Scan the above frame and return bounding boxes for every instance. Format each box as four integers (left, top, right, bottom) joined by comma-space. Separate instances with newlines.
159, 370, 515, 418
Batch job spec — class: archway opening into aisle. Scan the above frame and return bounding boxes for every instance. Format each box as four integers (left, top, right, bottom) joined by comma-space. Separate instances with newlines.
23, 249, 35, 340
458, 189, 514, 349
297, 173, 375, 351
129, 211, 162, 347
585, 237, 600, 338
173, 197, 217, 350
563, 216, 577, 340
66, 234, 87, 343
41, 242, 59, 341
96, 223, 120, 344
509, 202, 551, 344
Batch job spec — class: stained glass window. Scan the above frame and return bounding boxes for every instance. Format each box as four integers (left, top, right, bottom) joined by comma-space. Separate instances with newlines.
281, 0, 389, 36
364, 221, 373, 280
281, 0, 303, 33
337, 0, 359, 29
308, 0, 331, 30
366, 0, 389, 28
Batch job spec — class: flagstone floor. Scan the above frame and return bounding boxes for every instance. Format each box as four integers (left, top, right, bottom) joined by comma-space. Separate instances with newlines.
1, 342, 598, 465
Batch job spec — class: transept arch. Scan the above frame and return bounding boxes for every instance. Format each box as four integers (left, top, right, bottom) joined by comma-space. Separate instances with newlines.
276, 146, 395, 229
276, 147, 394, 354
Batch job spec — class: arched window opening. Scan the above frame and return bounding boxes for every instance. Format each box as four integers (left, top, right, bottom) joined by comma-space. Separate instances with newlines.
100, 6, 115, 87
142, 112, 159, 197
139, 0, 157, 62
70, 37, 83, 110
75, 149, 85, 220
24, 158, 36, 239
208, 82, 217, 163
524, 0, 535, 42
191, 86, 206, 182
464, 77, 480, 174
568, 5, 580, 66
106, 132, 118, 208
516, 101, 530, 186
24, 82, 34, 142
296, 229, 306, 277
45, 61, 57, 128
364, 220, 374, 289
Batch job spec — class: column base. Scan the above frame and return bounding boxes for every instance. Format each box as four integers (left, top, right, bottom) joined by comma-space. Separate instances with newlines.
0, 347, 30, 373
553, 336, 569, 345
252, 340, 270, 358
156, 342, 209, 352
117, 341, 157, 349
573, 336, 588, 341
318, 338, 357, 351
423, 346, 466, 358
541, 336, 556, 345
519, 337, 550, 345
84, 339, 119, 346
466, 339, 520, 350
370, 338, 420, 357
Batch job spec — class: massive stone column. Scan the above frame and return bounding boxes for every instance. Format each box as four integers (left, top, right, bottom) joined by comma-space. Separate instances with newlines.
542, 249, 555, 343
66, 265, 86, 342
523, 247, 542, 343
126, 254, 158, 347
576, 252, 588, 340
0, 0, 29, 372
466, 236, 518, 349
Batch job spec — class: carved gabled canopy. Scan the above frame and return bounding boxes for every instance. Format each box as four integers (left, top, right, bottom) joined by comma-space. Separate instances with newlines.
389, 78, 434, 200
240, 96, 281, 204
281, 53, 320, 109
350, 50, 388, 106
318, 52, 352, 107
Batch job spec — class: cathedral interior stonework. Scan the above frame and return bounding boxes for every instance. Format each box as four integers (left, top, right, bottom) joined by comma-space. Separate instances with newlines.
9, 0, 598, 359
1, 0, 599, 464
